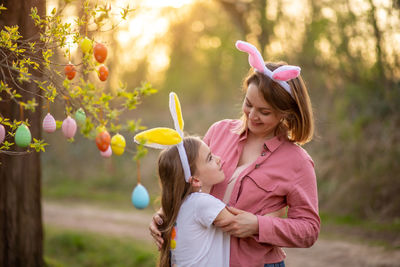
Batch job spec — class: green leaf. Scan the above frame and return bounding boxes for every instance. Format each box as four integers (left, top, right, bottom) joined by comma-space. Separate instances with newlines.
0, 141, 14, 150
30, 138, 48, 152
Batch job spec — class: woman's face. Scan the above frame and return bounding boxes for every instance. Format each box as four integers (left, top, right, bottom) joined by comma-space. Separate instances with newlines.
194, 141, 225, 188
242, 83, 282, 138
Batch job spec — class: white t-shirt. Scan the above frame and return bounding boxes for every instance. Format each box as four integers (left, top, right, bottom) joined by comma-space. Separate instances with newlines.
170, 192, 230, 267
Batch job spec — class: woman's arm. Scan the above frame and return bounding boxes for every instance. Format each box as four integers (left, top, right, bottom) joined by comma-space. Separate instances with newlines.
213, 206, 236, 225
256, 163, 320, 248
213, 206, 287, 238
214, 206, 258, 238
149, 208, 164, 249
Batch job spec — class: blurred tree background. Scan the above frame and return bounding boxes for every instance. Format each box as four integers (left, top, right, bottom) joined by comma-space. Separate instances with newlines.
42, 0, 399, 226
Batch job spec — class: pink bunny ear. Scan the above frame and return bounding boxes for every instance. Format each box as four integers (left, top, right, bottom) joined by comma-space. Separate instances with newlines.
271, 65, 301, 81
235, 40, 266, 73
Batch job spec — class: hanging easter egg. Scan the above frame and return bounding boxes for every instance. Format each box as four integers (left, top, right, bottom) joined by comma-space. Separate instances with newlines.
74, 108, 86, 125
111, 133, 126, 156
0, 124, 5, 144
100, 145, 112, 158
98, 65, 109, 82
62, 116, 77, 138
131, 183, 150, 209
93, 43, 107, 63
15, 124, 31, 148
95, 130, 111, 152
42, 113, 56, 133
80, 37, 92, 54
64, 63, 76, 80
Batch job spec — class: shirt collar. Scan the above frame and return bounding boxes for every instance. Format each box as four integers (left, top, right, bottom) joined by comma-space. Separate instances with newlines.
263, 135, 285, 152
239, 128, 285, 152
238, 128, 248, 142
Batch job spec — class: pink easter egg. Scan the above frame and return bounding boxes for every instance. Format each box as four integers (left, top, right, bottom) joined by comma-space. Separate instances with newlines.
62, 116, 77, 138
43, 113, 57, 133
100, 145, 112, 158
0, 124, 5, 143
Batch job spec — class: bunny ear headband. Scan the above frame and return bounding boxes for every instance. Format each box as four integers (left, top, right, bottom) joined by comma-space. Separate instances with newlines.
235, 40, 301, 97
134, 92, 192, 182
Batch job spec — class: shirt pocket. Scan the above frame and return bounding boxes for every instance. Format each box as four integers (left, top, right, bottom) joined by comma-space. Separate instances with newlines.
236, 175, 281, 215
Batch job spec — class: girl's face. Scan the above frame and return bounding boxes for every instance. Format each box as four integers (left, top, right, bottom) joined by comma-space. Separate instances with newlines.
242, 83, 282, 138
194, 141, 225, 189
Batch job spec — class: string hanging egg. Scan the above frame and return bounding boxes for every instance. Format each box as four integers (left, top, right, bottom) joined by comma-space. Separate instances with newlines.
95, 129, 111, 152
15, 124, 32, 148
0, 124, 5, 143
111, 133, 126, 156
42, 113, 56, 133
131, 183, 150, 209
98, 65, 109, 82
64, 63, 76, 80
74, 108, 86, 125
62, 116, 77, 138
131, 160, 150, 209
93, 42, 107, 63
80, 37, 92, 54
100, 145, 112, 158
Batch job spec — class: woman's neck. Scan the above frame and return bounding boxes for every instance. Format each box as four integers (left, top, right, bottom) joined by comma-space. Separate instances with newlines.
248, 130, 274, 141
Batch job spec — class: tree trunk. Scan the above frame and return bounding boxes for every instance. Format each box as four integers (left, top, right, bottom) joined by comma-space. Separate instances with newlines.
0, 0, 45, 266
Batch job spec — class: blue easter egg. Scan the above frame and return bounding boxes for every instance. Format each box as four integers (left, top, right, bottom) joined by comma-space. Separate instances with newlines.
131, 184, 150, 209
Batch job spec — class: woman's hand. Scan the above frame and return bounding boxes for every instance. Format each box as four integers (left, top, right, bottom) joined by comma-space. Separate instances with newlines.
214, 206, 259, 238
149, 210, 164, 250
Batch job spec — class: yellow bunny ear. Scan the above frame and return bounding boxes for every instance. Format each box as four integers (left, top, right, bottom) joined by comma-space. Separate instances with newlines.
169, 92, 184, 134
134, 127, 182, 149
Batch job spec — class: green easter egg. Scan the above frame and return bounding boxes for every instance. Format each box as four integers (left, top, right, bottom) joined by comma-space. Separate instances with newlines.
75, 108, 86, 125
15, 124, 32, 148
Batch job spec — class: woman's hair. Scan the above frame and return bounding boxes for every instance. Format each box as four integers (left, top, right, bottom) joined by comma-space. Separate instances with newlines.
238, 62, 314, 145
157, 136, 201, 267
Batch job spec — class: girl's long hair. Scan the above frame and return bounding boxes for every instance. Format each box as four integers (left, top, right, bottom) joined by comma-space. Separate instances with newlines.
157, 137, 201, 267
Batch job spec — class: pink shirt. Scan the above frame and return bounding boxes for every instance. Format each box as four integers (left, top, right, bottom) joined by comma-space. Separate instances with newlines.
203, 119, 320, 267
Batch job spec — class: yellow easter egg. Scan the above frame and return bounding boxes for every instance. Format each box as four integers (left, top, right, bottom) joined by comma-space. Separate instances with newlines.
80, 37, 92, 54
111, 133, 126, 156
170, 239, 176, 250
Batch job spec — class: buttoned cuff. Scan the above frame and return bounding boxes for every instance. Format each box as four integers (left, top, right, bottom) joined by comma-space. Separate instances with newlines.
253, 215, 274, 244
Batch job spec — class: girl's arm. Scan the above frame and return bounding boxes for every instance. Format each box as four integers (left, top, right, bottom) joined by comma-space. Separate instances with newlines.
213, 207, 287, 238
213, 207, 235, 224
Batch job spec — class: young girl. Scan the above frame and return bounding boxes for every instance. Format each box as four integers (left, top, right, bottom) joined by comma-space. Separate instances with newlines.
134, 92, 233, 267
157, 136, 233, 267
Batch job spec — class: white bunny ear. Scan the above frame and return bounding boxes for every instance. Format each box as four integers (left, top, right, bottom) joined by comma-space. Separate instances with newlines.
169, 92, 184, 137
235, 40, 268, 74
271, 65, 301, 82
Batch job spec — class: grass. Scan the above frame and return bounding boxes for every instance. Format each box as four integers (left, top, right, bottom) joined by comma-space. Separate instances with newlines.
320, 212, 400, 231
44, 226, 158, 267
320, 212, 400, 249
43, 176, 134, 209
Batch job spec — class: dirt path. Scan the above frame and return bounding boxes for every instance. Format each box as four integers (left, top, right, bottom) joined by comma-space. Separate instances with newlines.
43, 202, 400, 267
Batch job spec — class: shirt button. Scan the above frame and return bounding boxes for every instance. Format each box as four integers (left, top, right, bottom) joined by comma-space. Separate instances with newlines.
261, 152, 266, 156
255, 164, 260, 169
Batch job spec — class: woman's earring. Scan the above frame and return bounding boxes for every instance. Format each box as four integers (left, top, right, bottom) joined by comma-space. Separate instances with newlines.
199, 186, 202, 193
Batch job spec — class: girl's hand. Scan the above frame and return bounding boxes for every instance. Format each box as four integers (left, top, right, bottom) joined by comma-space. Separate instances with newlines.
149, 210, 164, 250
214, 206, 259, 238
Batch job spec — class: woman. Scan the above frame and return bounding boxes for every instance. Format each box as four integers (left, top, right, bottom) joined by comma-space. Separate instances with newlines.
150, 41, 320, 267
